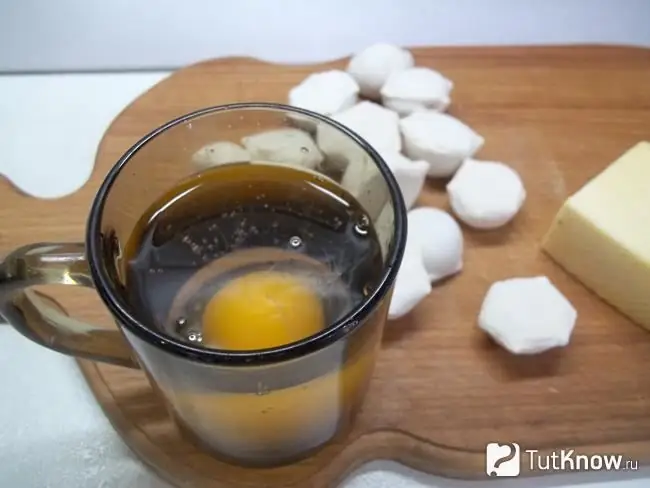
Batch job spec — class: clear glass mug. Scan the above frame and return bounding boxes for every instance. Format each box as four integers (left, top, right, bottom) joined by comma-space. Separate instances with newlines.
0, 103, 406, 467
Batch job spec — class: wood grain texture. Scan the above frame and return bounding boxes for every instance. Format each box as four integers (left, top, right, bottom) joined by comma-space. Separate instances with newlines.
3, 45, 650, 486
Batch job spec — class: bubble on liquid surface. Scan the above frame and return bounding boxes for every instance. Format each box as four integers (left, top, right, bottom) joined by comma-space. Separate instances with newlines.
300, 146, 309, 153
354, 214, 370, 237
175, 317, 189, 336
175, 317, 203, 343
187, 331, 203, 343
289, 236, 302, 248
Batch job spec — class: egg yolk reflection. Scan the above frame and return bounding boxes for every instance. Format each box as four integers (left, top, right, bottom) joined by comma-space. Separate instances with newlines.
201, 270, 325, 350
175, 271, 379, 463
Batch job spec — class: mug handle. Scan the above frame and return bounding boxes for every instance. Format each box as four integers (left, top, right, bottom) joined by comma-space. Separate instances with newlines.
0, 242, 139, 368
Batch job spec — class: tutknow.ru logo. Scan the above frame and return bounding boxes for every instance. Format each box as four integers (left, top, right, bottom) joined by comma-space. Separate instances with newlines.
486, 442, 639, 477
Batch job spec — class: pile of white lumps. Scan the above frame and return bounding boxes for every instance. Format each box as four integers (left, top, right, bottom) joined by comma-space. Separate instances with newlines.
191, 42, 577, 355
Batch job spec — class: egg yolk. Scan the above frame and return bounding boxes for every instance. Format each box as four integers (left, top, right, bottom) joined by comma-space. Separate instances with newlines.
201, 270, 325, 350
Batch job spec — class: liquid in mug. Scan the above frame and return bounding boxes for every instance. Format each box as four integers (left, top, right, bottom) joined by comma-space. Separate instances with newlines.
123, 161, 386, 464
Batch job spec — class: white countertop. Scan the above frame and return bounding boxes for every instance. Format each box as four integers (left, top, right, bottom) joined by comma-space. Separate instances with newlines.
2, 1, 650, 483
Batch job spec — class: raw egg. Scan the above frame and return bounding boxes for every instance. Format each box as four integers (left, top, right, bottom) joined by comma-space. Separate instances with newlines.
201, 270, 325, 350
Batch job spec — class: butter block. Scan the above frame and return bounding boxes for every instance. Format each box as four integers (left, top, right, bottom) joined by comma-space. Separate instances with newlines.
542, 141, 650, 329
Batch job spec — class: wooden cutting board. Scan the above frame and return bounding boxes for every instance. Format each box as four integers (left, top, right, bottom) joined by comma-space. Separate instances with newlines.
2, 46, 650, 487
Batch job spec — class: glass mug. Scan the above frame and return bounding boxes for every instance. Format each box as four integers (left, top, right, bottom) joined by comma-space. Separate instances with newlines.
0, 103, 406, 467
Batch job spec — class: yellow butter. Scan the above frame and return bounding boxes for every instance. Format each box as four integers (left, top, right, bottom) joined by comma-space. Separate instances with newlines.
542, 141, 650, 329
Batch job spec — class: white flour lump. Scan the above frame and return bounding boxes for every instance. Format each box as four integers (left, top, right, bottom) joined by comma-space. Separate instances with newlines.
447, 159, 526, 229
387, 206, 464, 320
388, 251, 431, 320
380, 67, 453, 116
341, 152, 429, 215
288, 70, 359, 119
191, 141, 250, 169
346, 43, 414, 99
382, 152, 428, 209
374, 203, 394, 259
407, 207, 463, 282
478, 276, 578, 355
400, 111, 484, 177
339, 154, 388, 221
241, 128, 324, 169
339, 150, 425, 222
316, 101, 400, 171
334, 101, 401, 154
